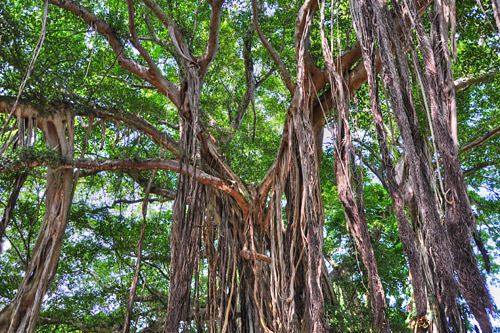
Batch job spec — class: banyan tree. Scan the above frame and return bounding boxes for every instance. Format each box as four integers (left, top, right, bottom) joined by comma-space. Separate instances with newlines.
0, 0, 499, 331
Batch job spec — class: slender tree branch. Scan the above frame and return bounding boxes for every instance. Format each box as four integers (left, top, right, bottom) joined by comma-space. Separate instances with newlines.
251, 0, 295, 94
127, 0, 160, 73
464, 160, 500, 176
198, 0, 225, 78
142, 0, 194, 64
0, 158, 248, 214
126, 170, 176, 200
454, 69, 500, 92
0, 172, 28, 252
460, 123, 500, 152
108, 75, 155, 90
228, 26, 256, 134
49, 0, 181, 107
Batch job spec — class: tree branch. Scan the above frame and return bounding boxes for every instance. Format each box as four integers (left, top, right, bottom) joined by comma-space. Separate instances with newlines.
464, 160, 500, 176
0, 97, 180, 157
454, 69, 500, 92
127, 0, 161, 73
460, 123, 500, 152
126, 170, 176, 200
198, 0, 225, 78
313, 0, 433, 135
108, 75, 156, 90
0, 158, 248, 214
251, 0, 295, 94
49, 0, 181, 107
295, 0, 327, 90
142, 0, 194, 64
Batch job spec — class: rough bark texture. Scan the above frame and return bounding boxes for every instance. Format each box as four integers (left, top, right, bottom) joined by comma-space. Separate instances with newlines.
0, 110, 74, 332
332, 82, 389, 332
319, 3, 389, 330
492, 0, 500, 33
349, 1, 428, 327
164, 59, 206, 333
0, 172, 27, 250
367, 2, 460, 330
405, 1, 493, 331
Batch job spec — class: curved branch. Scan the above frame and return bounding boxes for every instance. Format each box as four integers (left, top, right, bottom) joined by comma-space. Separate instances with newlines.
142, 0, 194, 64
198, 0, 225, 78
454, 69, 500, 92
0, 158, 249, 215
49, 0, 181, 107
127, 0, 160, 73
251, 0, 295, 94
460, 123, 500, 152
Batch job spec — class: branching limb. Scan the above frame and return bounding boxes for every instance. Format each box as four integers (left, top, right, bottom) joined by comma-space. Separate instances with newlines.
460, 123, 500, 152
49, 0, 181, 107
127, 0, 162, 73
0, 158, 249, 214
251, 0, 295, 94
198, 0, 225, 78
454, 69, 500, 92
142, 0, 194, 64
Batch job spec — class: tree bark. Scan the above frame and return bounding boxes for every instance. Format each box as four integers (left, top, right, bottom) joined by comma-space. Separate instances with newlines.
364, 1, 462, 330
332, 83, 389, 332
0, 111, 74, 332
404, 1, 493, 330
164, 66, 206, 331
349, 0, 428, 324
319, 3, 389, 330
0, 172, 28, 251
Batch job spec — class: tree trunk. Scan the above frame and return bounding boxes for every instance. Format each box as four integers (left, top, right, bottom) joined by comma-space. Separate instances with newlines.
362, 0, 462, 330
349, 0, 428, 326
405, 2, 493, 330
0, 111, 74, 332
318, 6, 389, 328
164, 69, 206, 331
332, 86, 389, 332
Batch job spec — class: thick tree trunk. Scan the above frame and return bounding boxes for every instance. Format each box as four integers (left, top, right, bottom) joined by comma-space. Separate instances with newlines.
242, 2, 328, 331
362, 1, 462, 330
165, 176, 204, 332
404, 2, 493, 331
164, 70, 206, 331
0, 112, 74, 332
290, 4, 326, 330
290, 97, 326, 332
349, 0, 428, 325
